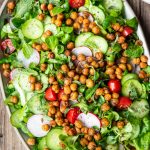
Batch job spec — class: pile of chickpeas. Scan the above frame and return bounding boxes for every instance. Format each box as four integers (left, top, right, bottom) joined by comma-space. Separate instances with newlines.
28, 75, 43, 91
2, 63, 11, 78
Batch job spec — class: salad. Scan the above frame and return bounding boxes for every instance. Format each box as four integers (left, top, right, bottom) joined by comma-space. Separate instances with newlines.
0, 0, 150, 150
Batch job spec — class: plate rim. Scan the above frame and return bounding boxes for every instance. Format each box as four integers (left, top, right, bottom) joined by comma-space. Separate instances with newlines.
0, 0, 149, 150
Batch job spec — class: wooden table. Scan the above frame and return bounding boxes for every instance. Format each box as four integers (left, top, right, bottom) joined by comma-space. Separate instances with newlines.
0, 0, 150, 150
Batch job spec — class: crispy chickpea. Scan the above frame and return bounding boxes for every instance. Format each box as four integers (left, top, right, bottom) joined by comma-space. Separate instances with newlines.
76, 16, 84, 24
91, 61, 99, 68
68, 70, 75, 78
70, 12, 78, 20
32, 43, 37, 48
139, 70, 147, 79
110, 98, 119, 106
48, 52, 55, 59
48, 3, 54, 11
55, 19, 62, 27
86, 79, 94, 88
139, 62, 147, 68
71, 54, 77, 61
27, 138, 35, 146
55, 118, 64, 126
40, 63, 47, 72
101, 103, 110, 112
51, 16, 56, 24
121, 43, 128, 50
104, 94, 112, 101
109, 74, 116, 79
118, 63, 126, 71
70, 91, 78, 100
116, 74, 122, 80
83, 18, 90, 25
89, 22, 96, 29
28, 75, 36, 84
66, 18, 73, 26
2, 63, 10, 69
101, 118, 109, 127
95, 52, 103, 60
115, 67, 122, 75
112, 93, 119, 99
3, 69, 10, 78
37, 14, 45, 21
92, 26, 100, 35
82, 68, 89, 76
106, 33, 115, 41
30, 83, 35, 91
49, 106, 56, 114
95, 147, 102, 150
132, 58, 140, 65
68, 128, 76, 136
42, 124, 50, 131
64, 85, 71, 94
119, 26, 124, 32
70, 83, 78, 91
50, 10, 54, 17
117, 121, 125, 129
79, 75, 87, 84
89, 68, 94, 76
41, 3, 47, 11
61, 94, 69, 101
64, 78, 72, 85
88, 128, 95, 136
84, 134, 92, 141
120, 57, 127, 64
78, 54, 86, 61
94, 133, 101, 141
52, 84, 59, 93
140, 55, 148, 63
118, 36, 125, 44
106, 67, 115, 75
65, 50, 71, 56
48, 76, 55, 84
81, 127, 88, 134
107, 61, 115, 67
112, 23, 120, 31
10, 96, 18, 104
50, 120, 57, 127
87, 56, 93, 63
98, 61, 105, 67
57, 72, 63, 80
74, 75, 80, 81
127, 64, 132, 71
57, 13, 64, 20
42, 43, 49, 51
61, 64, 69, 73
73, 22, 80, 29
67, 42, 75, 50
35, 44, 42, 51
103, 87, 110, 94
82, 27, 90, 32
135, 40, 143, 46
75, 120, 83, 128
7, 1, 15, 10
45, 30, 52, 36
53, 101, 60, 107
96, 88, 104, 96
88, 141, 96, 150
80, 138, 89, 147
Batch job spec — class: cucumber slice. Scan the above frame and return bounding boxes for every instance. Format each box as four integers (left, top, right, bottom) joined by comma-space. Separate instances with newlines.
44, 24, 57, 35
129, 99, 149, 118
75, 32, 93, 47
141, 84, 147, 99
27, 94, 49, 115
89, 6, 105, 24
38, 137, 48, 150
46, 128, 67, 150
84, 35, 108, 54
121, 73, 138, 85
22, 19, 43, 39
103, 0, 123, 12
121, 79, 143, 97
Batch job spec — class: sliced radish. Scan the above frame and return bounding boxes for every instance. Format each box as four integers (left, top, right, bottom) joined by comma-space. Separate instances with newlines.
78, 12, 94, 22
10, 68, 22, 80
17, 49, 40, 68
72, 47, 92, 57
27, 115, 51, 137
77, 112, 101, 128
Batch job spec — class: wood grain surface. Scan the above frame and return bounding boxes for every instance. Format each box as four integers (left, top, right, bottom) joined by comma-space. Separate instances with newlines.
0, 0, 150, 150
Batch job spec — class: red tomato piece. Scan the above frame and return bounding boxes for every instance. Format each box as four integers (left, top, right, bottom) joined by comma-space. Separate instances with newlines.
108, 79, 121, 93
66, 107, 81, 124
1, 39, 15, 53
45, 87, 57, 101
117, 96, 132, 109
58, 88, 64, 101
69, 0, 85, 8
122, 26, 133, 37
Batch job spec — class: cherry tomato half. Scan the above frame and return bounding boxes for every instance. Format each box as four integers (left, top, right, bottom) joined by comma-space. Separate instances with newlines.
66, 107, 81, 124
45, 87, 57, 101
117, 96, 132, 109
108, 79, 121, 93
1, 39, 15, 53
69, 0, 85, 8
58, 88, 64, 101
122, 26, 133, 37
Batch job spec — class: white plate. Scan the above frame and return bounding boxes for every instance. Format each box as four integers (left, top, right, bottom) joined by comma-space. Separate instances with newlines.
0, 0, 149, 149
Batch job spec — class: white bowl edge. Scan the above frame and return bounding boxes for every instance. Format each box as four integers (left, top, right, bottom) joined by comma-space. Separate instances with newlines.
0, 0, 149, 150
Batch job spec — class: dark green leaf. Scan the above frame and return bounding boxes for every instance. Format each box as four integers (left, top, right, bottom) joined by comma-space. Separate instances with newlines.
126, 17, 138, 30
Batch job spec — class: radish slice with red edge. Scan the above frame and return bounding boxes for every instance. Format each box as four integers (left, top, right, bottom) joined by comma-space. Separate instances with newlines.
17, 49, 40, 68
10, 68, 21, 80
72, 46, 92, 57
27, 115, 51, 137
77, 112, 101, 128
